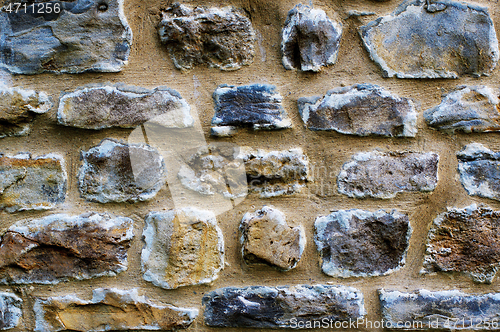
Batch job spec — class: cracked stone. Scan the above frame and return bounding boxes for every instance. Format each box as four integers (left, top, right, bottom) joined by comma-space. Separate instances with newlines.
58, 85, 193, 130
0, 153, 66, 212
0, 0, 132, 74
78, 138, 165, 203
0, 213, 133, 284
338, 151, 439, 199
142, 208, 224, 289
315, 209, 411, 278
298, 84, 417, 137
281, 4, 342, 72
0, 293, 22, 330
359, 0, 499, 78
240, 206, 305, 271
211, 84, 291, 137
158, 3, 255, 71
34, 288, 198, 332
203, 285, 364, 328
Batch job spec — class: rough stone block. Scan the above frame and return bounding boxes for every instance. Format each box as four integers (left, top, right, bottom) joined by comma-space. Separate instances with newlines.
298, 84, 417, 137
0, 293, 22, 330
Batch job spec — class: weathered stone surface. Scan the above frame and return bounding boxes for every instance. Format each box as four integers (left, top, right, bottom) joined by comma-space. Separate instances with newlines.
315, 209, 411, 278
78, 139, 165, 203
298, 84, 417, 137
211, 84, 291, 136
58, 85, 193, 130
240, 206, 305, 271
0, 213, 133, 284
0, 153, 66, 212
359, 0, 499, 78
34, 288, 198, 332
425, 86, 500, 133
281, 4, 342, 72
0, 0, 132, 74
203, 285, 364, 328
142, 208, 224, 289
338, 151, 439, 199
158, 3, 255, 71
380, 289, 500, 330
0, 293, 22, 330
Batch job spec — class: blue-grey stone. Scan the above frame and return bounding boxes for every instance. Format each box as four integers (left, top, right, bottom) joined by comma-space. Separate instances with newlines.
0, 293, 22, 330
0, 0, 132, 74
359, 0, 499, 78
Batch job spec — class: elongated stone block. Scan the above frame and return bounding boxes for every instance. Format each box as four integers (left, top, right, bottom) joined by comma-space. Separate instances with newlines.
34, 288, 198, 332
298, 84, 417, 137
359, 0, 499, 78
0, 213, 133, 284
203, 285, 364, 328
158, 3, 255, 71
142, 208, 224, 289
315, 209, 411, 278
0, 0, 132, 74
338, 151, 439, 199
0, 293, 22, 330
58, 85, 193, 130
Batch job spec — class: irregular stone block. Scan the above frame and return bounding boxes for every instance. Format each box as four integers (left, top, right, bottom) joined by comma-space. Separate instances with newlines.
203, 285, 364, 328
142, 208, 224, 289
78, 139, 165, 203
0, 293, 22, 330
0, 213, 133, 284
0, 153, 66, 212
0, 86, 52, 138
34, 288, 198, 332
58, 85, 193, 130
0, 0, 132, 74
298, 84, 417, 137
380, 289, 500, 330
211, 84, 291, 137
158, 3, 255, 71
281, 4, 342, 72
359, 0, 499, 78
315, 209, 411, 278
338, 151, 439, 199
240, 206, 305, 271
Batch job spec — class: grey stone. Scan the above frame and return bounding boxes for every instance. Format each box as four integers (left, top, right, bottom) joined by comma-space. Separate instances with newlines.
0, 293, 22, 330
380, 289, 500, 330
78, 139, 165, 203
338, 151, 439, 199
240, 206, 305, 271
359, 0, 499, 78
58, 85, 193, 130
0, 86, 52, 138
281, 4, 342, 72
0, 0, 132, 74
158, 3, 255, 71
315, 209, 411, 278
0, 153, 66, 212
211, 84, 291, 137
0, 213, 133, 284
298, 84, 417, 137
203, 285, 364, 328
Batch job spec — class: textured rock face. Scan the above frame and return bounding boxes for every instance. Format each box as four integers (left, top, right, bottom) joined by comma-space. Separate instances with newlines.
422, 205, 500, 283
0, 293, 22, 330
158, 3, 255, 71
298, 84, 417, 137
315, 209, 411, 278
211, 84, 291, 136
58, 85, 193, 130
78, 139, 165, 203
0, 153, 66, 212
380, 289, 500, 330
0, 213, 133, 284
240, 206, 305, 271
359, 0, 499, 78
203, 285, 364, 328
338, 151, 439, 199
142, 208, 224, 289
34, 288, 198, 332
281, 4, 342, 72
0, 0, 132, 74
